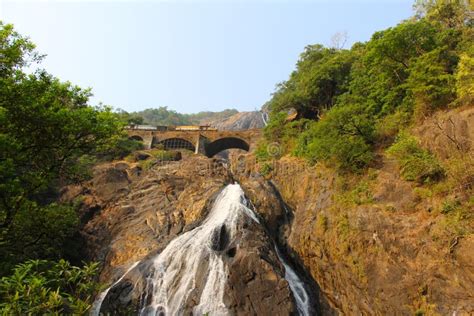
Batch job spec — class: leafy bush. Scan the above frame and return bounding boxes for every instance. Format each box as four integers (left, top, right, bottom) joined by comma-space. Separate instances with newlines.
0, 203, 79, 275
387, 133, 444, 183
139, 159, 156, 171
254, 141, 271, 162
149, 149, 177, 161
102, 137, 144, 160
0, 259, 100, 315
295, 104, 375, 172
406, 47, 457, 119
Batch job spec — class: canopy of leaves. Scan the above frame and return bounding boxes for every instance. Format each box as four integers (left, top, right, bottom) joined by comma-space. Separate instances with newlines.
267, 45, 355, 119
0, 259, 100, 315
295, 104, 376, 172
0, 22, 124, 277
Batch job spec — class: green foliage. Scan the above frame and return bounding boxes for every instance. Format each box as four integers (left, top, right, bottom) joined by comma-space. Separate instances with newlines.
116, 109, 144, 125
260, 111, 311, 158
149, 149, 177, 161
254, 141, 272, 162
0, 203, 79, 274
131, 106, 193, 126
375, 109, 412, 142
413, 0, 471, 29
103, 137, 144, 160
455, 44, 474, 105
137, 150, 177, 170
0, 259, 100, 315
335, 179, 375, 206
0, 22, 42, 77
295, 104, 376, 172
139, 159, 157, 171
268, 45, 355, 118
387, 133, 444, 183
0, 22, 124, 274
262, 1, 472, 174
406, 46, 457, 118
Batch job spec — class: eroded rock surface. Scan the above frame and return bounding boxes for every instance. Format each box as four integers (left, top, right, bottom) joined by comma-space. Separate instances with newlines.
63, 155, 311, 315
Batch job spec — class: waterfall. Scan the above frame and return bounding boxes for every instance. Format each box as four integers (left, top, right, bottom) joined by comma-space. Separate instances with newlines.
92, 184, 312, 315
275, 247, 311, 316
261, 111, 269, 126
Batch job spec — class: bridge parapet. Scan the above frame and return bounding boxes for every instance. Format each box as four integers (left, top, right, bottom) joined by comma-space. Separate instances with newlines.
125, 128, 262, 157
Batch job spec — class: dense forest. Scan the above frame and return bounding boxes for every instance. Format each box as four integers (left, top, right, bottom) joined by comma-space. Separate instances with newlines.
118, 107, 239, 126
0, 0, 472, 313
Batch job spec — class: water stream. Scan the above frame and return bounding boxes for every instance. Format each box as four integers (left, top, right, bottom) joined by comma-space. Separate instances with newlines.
92, 184, 312, 315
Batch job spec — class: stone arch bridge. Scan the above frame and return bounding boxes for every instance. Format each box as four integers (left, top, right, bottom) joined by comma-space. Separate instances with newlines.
126, 127, 262, 157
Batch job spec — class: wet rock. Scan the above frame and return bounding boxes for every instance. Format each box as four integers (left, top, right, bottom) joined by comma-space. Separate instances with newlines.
209, 224, 229, 251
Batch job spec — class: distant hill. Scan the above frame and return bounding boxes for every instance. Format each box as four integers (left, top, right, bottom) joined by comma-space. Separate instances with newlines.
129, 107, 239, 126
126, 107, 266, 131
204, 111, 266, 131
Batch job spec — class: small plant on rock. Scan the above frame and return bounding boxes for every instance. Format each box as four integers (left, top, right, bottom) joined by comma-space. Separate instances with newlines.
387, 133, 444, 184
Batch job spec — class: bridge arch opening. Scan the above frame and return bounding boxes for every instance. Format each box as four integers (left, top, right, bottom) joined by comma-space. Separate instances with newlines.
129, 135, 144, 142
205, 137, 250, 158
156, 138, 196, 152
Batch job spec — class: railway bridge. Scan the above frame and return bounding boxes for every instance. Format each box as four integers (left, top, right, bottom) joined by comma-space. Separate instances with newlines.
126, 126, 262, 157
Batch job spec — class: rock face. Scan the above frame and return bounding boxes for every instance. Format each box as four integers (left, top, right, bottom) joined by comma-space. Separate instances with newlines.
228, 107, 474, 315
64, 155, 323, 315
63, 107, 474, 315
206, 111, 266, 131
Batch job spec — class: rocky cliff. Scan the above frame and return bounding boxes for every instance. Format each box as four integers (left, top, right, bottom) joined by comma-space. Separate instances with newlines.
64, 108, 473, 315
64, 155, 328, 314
205, 111, 266, 131
231, 107, 474, 315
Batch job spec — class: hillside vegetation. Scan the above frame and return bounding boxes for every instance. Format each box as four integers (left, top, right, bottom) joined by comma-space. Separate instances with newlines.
260, 0, 472, 173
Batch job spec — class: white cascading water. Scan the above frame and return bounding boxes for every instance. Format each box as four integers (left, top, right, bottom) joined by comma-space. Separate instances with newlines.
93, 184, 312, 315
261, 111, 269, 126
275, 247, 311, 316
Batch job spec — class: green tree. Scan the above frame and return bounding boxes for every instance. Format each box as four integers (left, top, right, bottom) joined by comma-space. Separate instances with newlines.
295, 104, 376, 172
455, 45, 474, 105
0, 22, 124, 273
268, 45, 356, 119
406, 46, 458, 118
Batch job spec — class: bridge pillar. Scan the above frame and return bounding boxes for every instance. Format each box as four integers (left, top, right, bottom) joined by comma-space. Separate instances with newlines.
195, 134, 209, 155
142, 135, 154, 149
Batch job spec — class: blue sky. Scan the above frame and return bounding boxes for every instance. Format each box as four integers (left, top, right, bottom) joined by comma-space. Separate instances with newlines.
0, 0, 413, 113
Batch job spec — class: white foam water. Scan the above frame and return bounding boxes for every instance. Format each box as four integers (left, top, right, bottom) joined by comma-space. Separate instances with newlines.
92, 184, 312, 316
139, 184, 254, 315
